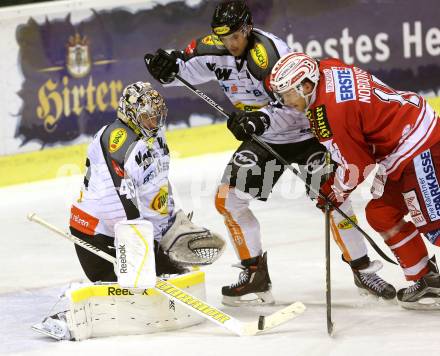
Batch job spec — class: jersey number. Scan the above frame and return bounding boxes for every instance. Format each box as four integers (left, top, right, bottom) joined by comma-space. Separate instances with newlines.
372, 76, 420, 108
120, 178, 135, 199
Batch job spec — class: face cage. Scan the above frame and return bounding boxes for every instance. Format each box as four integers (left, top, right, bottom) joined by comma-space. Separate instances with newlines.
273, 91, 285, 105
273, 82, 305, 106
135, 107, 167, 140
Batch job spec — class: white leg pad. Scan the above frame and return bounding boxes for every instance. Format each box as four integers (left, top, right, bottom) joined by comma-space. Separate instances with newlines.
114, 220, 156, 289
65, 271, 206, 340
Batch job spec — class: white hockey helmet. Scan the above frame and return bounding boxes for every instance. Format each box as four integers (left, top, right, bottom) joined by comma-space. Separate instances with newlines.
117, 82, 167, 140
270, 52, 320, 105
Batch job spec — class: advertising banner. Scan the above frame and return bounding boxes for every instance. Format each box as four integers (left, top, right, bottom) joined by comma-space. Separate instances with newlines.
3, 0, 440, 151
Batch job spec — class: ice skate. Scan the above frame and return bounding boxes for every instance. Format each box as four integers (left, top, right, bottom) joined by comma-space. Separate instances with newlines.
397, 256, 440, 310
222, 252, 275, 306
32, 312, 71, 341
352, 260, 396, 300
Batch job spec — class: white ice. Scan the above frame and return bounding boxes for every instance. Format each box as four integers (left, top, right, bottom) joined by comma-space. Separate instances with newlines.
1, 151, 439, 356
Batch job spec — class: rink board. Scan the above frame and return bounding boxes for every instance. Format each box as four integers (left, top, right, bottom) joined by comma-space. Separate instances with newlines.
1, 98, 439, 188
0, 122, 240, 187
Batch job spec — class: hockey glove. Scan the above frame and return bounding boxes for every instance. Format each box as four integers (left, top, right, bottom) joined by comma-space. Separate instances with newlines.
316, 173, 352, 212
227, 110, 270, 141
145, 49, 179, 84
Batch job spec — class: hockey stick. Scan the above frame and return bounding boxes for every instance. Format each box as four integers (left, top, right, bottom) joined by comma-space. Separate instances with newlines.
27, 213, 305, 336
324, 153, 334, 336
154, 63, 396, 265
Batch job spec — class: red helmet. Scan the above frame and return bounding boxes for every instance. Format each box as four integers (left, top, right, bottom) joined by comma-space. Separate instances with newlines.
270, 53, 319, 104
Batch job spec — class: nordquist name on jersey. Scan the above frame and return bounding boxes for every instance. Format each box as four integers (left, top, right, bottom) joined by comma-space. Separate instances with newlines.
170, 28, 313, 144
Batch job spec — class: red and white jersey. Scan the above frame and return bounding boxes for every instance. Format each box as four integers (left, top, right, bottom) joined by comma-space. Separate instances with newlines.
307, 58, 440, 191
71, 120, 174, 240
167, 29, 313, 144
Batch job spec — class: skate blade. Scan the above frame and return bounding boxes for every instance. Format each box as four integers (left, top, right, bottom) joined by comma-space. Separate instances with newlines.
222, 291, 275, 307
31, 323, 65, 341
398, 297, 440, 310
357, 288, 397, 304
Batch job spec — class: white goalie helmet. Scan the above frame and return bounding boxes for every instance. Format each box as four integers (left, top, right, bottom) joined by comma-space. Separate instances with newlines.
270, 52, 320, 104
117, 82, 167, 140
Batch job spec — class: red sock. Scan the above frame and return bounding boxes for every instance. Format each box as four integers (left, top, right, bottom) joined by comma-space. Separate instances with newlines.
386, 222, 429, 281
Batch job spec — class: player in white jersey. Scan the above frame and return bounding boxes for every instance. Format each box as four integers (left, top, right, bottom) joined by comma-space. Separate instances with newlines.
70, 81, 224, 281
146, 0, 395, 305
33, 82, 226, 341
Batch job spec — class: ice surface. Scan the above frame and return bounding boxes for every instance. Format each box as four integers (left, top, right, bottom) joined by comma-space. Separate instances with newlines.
1, 151, 439, 355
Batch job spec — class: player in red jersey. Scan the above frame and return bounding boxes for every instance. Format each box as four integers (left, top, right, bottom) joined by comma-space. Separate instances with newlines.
270, 52, 440, 309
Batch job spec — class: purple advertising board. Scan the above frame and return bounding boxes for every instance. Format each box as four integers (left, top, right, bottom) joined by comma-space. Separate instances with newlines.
15, 0, 440, 146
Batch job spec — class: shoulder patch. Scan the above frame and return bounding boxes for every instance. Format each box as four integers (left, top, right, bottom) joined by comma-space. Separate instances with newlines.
250, 43, 269, 69
109, 128, 127, 153
182, 34, 229, 59
246, 30, 281, 80
200, 34, 224, 47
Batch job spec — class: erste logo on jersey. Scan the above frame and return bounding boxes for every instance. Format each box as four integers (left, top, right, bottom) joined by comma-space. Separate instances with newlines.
109, 128, 127, 153
250, 43, 268, 69
332, 67, 356, 103
307, 105, 332, 140
150, 185, 168, 215
414, 149, 440, 222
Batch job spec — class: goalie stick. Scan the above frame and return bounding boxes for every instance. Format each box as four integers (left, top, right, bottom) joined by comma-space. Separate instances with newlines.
143, 54, 396, 266
27, 213, 305, 337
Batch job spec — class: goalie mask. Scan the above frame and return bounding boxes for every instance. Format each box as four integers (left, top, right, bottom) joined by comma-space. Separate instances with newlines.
117, 82, 167, 140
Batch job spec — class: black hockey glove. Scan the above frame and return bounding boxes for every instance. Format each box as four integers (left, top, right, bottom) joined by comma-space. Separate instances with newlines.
227, 110, 270, 141
145, 49, 179, 84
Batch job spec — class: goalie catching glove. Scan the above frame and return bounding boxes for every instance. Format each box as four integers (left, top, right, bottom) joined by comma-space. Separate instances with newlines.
160, 210, 226, 265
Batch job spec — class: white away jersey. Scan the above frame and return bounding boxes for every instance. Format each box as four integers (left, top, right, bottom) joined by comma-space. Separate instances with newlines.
70, 120, 174, 240
170, 28, 313, 144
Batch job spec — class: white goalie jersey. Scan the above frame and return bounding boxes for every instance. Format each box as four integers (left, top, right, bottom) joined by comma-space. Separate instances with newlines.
168, 28, 313, 144
70, 120, 174, 240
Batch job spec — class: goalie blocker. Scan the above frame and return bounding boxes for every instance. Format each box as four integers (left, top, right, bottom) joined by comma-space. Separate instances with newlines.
114, 213, 225, 288
72, 209, 225, 284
